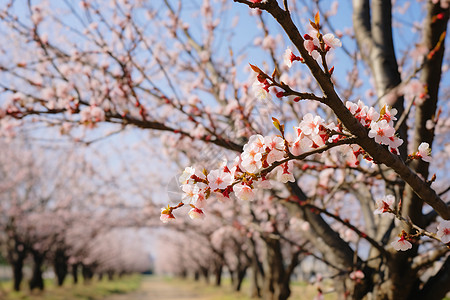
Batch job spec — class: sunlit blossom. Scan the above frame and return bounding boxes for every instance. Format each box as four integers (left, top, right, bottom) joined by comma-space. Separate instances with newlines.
160, 207, 175, 223
323, 33, 342, 48
436, 220, 450, 244
417, 142, 432, 162
368, 120, 395, 145
391, 235, 412, 251
188, 207, 205, 220
233, 183, 255, 201
374, 195, 395, 214
252, 81, 271, 101
179, 167, 196, 185
207, 169, 233, 190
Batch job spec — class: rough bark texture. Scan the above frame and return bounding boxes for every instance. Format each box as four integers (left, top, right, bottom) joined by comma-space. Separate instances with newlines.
235, 0, 450, 220
352, 1, 449, 299
353, 1, 448, 299
261, 235, 291, 300
231, 1, 449, 299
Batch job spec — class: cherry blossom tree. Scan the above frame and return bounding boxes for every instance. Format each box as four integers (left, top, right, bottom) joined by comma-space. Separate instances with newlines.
1, 1, 449, 299
0, 136, 154, 291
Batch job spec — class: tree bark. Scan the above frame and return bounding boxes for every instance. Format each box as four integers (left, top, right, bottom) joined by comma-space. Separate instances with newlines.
233, 267, 247, 292
29, 250, 44, 291
53, 248, 68, 286
72, 263, 79, 284
352, 1, 449, 300
82, 264, 94, 284
416, 256, 450, 300
11, 249, 26, 291
249, 237, 264, 298
262, 235, 291, 300
214, 262, 223, 286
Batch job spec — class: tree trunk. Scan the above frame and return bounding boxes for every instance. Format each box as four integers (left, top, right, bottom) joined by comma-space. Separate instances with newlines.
7, 237, 27, 292
249, 254, 263, 298
107, 270, 115, 281
201, 267, 209, 284
233, 267, 247, 292
72, 263, 79, 284
11, 252, 26, 291
214, 263, 223, 286
262, 236, 290, 300
29, 250, 44, 291
53, 249, 68, 286
82, 264, 94, 284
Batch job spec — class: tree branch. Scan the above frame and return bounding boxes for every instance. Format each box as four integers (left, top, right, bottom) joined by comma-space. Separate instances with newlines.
235, 0, 450, 220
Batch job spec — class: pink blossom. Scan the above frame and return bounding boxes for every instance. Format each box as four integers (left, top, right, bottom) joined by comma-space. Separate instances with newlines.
80, 106, 105, 124
207, 169, 233, 190
276, 161, 295, 183
346, 101, 360, 115
283, 48, 298, 68
248, 134, 266, 151
323, 33, 342, 49
366, 107, 380, 123
192, 189, 207, 208
299, 113, 323, 136
368, 120, 395, 145
417, 142, 432, 162
374, 195, 395, 214
290, 135, 313, 156
380, 105, 398, 125
241, 136, 266, 173
160, 208, 175, 223
182, 184, 200, 203
188, 207, 205, 220
403, 79, 428, 104
252, 81, 271, 101
349, 270, 365, 281
233, 183, 255, 201
387, 136, 404, 154
267, 149, 285, 165
241, 148, 263, 173
436, 220, 450, 244
264, 135, 286, 164
264, 135, 284, 151
304, 39, 320, 60
179, 166, 196, 185
391, 235, 412, 251
90, 106, 105, 122
254, 177, 272, 189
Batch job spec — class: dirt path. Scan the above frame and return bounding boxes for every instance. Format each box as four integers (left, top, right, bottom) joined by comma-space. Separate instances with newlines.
103, 276, 213, 300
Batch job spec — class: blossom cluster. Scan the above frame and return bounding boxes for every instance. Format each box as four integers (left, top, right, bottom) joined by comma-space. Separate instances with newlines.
374, 195, 449, 250
304, 32, 342, 61
346, 100, 403, 156
160, 113, 347, 222
161, 98, 430, 223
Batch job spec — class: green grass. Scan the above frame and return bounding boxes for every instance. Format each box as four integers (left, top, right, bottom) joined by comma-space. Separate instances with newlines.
160, 276, 336, 300
0, 274, 141, 300
160, 276, 252, 300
